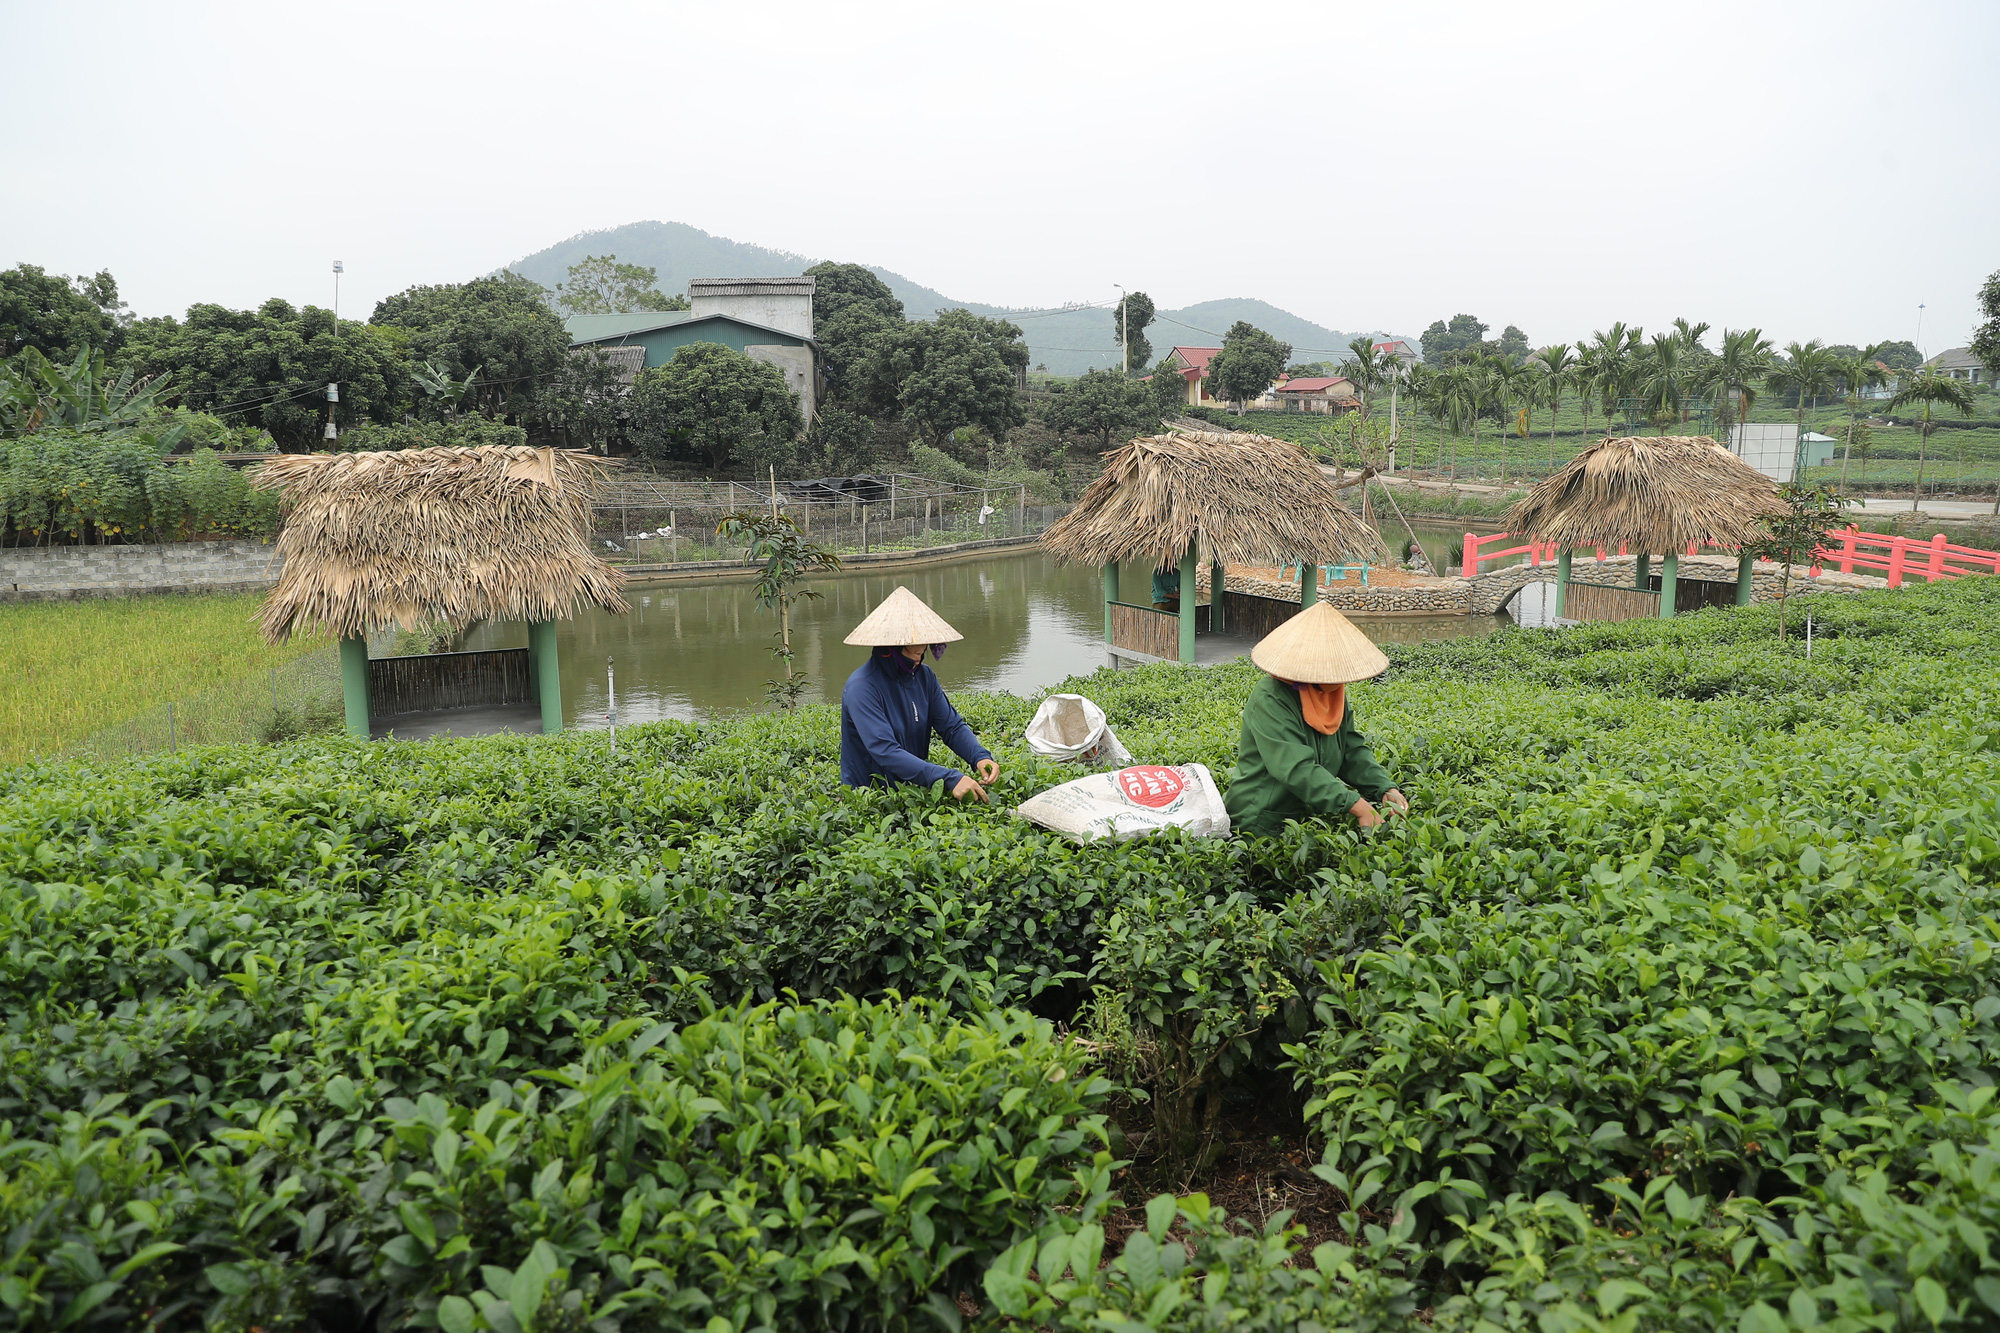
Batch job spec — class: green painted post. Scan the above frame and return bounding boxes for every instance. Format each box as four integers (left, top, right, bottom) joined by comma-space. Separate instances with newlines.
1210, 557, 1226, 634
1178, 542, 1197, 664
1102, 562, 1119, 644
1300, 558, 1318, 609
1658, 552, 1679, 619
1635, 552, 1651, 592
1554, 548, 1572, 619
339, 636, 370, 738
529, 620, 563, 733
1735, 551, 1755, 606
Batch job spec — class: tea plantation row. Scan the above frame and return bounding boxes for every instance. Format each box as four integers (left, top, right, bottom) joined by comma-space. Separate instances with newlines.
3, 580, 1999, 1330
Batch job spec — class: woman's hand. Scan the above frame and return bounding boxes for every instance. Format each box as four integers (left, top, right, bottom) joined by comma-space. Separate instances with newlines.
975, 758, 1000, 785
1382, 789, 1410, 815
952, 773, 988, 801
1350, 798, 1384, 829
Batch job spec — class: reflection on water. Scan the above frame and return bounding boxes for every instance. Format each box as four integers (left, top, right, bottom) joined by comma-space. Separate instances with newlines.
458, 548, 1545, 726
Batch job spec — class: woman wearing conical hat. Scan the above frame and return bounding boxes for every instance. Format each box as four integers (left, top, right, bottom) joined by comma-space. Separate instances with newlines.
1224, 602, 1408, 835
839, 586, 999, 800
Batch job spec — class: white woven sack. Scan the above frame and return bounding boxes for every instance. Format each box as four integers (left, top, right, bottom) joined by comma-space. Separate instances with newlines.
1024, 694, 1132, 766
1014, 763, 1230, 842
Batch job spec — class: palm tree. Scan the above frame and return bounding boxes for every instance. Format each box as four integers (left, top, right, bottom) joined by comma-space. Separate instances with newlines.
1766, 341, 1836, 480
1486, 354, 1531, 481
1429, 365, 1476, 477
1530, 344, 1577, 474
1699, 328, 1774, 444
1341, 336, 1385, 419
1402, 363, 1443, 471
1585, 324, 1641, 433
1638, 332, 1690, 434
1829, 355, 1882, 490
1885, 370, 1977, 511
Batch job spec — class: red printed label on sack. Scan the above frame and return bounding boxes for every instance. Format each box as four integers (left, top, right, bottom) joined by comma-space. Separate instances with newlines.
1117, 766, 1185, 808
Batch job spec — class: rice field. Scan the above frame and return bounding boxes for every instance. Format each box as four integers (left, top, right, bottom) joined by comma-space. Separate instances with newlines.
0, 592, 329, 764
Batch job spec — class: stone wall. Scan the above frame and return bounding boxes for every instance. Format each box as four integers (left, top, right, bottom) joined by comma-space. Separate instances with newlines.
1198, 555, 1888, 620
0, 541, 283, 602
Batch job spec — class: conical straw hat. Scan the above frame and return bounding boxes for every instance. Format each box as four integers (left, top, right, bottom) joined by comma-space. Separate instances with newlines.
843, 585, 965, 646
1249, 602, 1389, 684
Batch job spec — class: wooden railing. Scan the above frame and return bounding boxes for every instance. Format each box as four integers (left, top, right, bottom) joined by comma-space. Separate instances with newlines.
1564, 583, 1658, 622
369, 648, 532, 716
1107, 601, 1180, 659
1221, 590, 1306, 639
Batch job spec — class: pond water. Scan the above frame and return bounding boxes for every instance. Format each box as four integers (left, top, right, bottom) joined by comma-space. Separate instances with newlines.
458, 543, 1550, 728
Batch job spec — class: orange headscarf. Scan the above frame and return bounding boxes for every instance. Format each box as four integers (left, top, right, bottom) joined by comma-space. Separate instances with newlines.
1292, 681, 1346, 735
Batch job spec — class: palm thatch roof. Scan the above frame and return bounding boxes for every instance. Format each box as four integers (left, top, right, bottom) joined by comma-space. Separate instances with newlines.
1504, 436, 1784, 554
1041, 429, 1385, 571
252, 446, 629, 644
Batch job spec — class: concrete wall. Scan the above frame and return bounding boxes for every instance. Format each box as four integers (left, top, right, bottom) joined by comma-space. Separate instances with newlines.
745, 344, 817, 424
0, 541, 282, 601
688, 281, 815, 340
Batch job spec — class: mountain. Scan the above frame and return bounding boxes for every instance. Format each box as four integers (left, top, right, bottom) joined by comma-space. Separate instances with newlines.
503, 221, 1407, 376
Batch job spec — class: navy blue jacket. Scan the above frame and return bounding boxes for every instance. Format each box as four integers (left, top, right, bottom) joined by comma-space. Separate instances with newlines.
840, 653, 993, 789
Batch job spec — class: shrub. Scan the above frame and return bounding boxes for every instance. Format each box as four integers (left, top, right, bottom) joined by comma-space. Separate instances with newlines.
6, 577, 2000, 1321
334, 419, 529, 452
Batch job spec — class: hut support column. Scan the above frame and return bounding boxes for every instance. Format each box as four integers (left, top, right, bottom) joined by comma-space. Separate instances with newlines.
1735, 552, 1756, 606
1210, 556, 1226, 633
529, 620, 563, 733
339, 636, 370, 739
1554, 549, 1571, 620
1102, 563, 1119, 646
1658, 552, 1679, 619
1300, 559, 1318, 610
1635, 553, 1651, 592
1178, 542, 1197, 665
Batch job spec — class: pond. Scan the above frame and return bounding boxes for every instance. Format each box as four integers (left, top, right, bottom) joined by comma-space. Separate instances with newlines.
457, 542, 1551, 728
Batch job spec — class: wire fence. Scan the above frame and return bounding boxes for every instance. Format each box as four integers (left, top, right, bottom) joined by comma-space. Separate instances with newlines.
588, 473, 1070, 564
63, 647, 346, 762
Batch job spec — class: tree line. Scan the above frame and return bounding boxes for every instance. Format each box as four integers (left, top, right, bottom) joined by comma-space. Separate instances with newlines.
0, 254, 1104, 489
1371, 316, 1982, 487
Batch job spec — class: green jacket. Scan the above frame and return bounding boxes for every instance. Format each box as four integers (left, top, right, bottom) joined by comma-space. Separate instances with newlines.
1224, 675, 1395, 836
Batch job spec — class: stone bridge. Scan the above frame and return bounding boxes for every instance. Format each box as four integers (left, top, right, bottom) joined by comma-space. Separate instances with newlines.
1216, 555, 1879, 620
1217, 563, 1545, 616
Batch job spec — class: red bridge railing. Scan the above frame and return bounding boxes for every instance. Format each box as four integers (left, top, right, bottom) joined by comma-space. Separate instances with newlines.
1812, 526, 2000, 586
1463, 527, 2000, 586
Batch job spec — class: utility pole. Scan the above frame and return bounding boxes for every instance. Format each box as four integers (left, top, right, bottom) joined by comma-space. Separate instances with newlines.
1115, 284, 1127, 376
329, 261, 345, 448
1916, 303, 1926, 360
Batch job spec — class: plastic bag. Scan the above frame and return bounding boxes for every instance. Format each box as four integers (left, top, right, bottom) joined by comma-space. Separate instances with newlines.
1014, 763, 1230, 842
1024, 694, 1132, 766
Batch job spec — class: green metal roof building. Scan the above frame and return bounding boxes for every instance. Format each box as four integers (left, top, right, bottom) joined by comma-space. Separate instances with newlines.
565, 286, 820, 423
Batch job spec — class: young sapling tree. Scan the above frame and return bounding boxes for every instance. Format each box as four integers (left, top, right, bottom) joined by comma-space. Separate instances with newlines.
1744, 482, 1855, 641
715, 511, 842, 710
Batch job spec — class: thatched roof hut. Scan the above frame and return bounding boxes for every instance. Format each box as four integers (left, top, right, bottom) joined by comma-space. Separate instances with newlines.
1042, 428, 1385, 571
1504, 435, 1783, 553
253, 445, 629, 645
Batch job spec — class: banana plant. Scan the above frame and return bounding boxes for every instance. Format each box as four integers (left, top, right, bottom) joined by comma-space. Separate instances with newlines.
411, 360, 482, 421
0, 345, 170, 436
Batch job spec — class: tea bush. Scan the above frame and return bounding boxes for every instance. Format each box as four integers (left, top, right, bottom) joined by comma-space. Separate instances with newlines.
4, 577, 2000, 1327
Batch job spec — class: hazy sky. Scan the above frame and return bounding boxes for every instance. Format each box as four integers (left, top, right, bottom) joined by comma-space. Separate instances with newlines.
5, 0, 1994, 353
